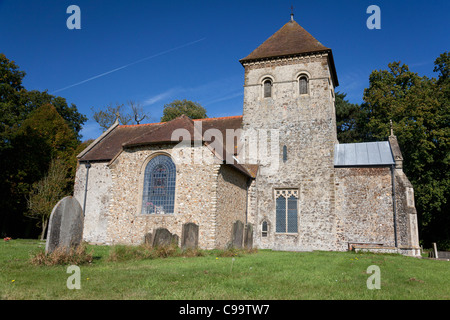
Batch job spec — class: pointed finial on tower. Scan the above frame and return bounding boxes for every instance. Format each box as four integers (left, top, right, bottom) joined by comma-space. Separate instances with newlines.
290, 5, 294, 21
390, 119, 394, 136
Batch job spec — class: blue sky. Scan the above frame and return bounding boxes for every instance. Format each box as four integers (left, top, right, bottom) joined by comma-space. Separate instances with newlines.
1, 0, 449, 141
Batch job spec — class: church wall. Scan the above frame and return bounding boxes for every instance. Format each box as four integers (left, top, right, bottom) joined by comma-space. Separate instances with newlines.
105, 144, 222, 249
393, 169, 420, 255
214, 165, 248, 248
242, 54, 338, 251
334, 167, 396, 251
73, 162, 112, 244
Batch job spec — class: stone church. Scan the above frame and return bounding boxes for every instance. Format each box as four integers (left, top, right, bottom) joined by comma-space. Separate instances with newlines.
74, 16, 420, 256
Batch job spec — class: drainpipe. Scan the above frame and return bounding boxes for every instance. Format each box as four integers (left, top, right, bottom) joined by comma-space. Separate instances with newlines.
245, 178, 251, 225
391, 164, 398, 248
83, 161, 91, 217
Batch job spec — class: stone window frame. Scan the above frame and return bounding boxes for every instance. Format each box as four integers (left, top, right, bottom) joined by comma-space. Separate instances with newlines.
274, 188, 299, 234
137, 151, 178, 217
260, 75, 275, 99
294, 71, 311, 97
261, 220, 269, 237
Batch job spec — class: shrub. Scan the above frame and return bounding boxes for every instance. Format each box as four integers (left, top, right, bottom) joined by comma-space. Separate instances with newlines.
30, 243, 93, 266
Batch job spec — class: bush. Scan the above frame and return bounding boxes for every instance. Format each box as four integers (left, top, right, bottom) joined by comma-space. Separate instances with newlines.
30, 243, 93, 266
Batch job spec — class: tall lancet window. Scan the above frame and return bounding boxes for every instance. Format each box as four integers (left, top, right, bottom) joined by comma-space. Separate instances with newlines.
299, 75, 308, 95
142, 155, 176, 214
263, 78, 273, 98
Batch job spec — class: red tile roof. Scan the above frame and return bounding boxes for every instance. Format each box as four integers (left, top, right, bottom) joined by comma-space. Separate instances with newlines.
240, 19, 338, 86
78, 115, 257, 178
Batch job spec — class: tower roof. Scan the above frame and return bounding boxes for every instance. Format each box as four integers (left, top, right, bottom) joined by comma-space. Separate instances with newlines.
240, 19, 330, 62
240, 19, 339, 86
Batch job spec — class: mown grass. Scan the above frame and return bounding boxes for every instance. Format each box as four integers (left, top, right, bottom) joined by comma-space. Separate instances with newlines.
1, 239, 449, 300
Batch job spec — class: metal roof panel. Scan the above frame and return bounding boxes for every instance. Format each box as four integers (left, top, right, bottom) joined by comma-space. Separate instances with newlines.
334, 141, 394, 167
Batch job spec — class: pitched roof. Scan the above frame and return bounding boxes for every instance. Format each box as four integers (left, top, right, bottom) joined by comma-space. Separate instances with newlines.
240, 19, 339, 86
240, 20, 330, 62
77, 115, 256, 178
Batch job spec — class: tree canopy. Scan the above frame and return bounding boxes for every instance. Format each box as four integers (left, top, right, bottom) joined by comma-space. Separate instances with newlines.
160, 99, 207, 122
342, 52, 449, 249
0, 53, 86, 238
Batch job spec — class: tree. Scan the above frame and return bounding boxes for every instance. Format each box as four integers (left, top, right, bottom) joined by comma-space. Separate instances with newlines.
335, 92, 366, 143
0, 53, 86, 238
361, 54, 450, 249
128, 100, 148, 125
160, 99, 207, 122
91, 100, 150, 131
27, 159, 69, 240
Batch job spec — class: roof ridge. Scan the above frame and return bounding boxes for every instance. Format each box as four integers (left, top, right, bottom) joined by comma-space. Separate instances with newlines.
119, 115, 243, 128
193, 115, 242, 121
119, 122, 163, 128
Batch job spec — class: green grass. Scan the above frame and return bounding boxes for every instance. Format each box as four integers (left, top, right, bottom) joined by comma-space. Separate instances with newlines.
1, 239, 449, 300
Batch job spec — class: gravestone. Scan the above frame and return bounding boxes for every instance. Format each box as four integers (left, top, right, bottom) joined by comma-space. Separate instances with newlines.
181, 223, 199, 249
144, 232, 153, 245
244, 223, 253, 249
152, 228, 179, 247
45, 196, 84, 254
231, 220, 244, 249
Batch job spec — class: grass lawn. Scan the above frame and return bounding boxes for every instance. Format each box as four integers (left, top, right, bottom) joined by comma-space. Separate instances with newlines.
1, 239, 449, 300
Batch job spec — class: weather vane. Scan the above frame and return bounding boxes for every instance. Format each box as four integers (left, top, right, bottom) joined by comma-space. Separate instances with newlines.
290, 5, 294, 21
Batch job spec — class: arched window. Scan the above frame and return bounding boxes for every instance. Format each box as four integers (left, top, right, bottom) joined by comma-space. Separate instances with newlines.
262, 221, 268, 237
142, 155, 176, 214
263, 78, 273, 98
299, 75, 308, 95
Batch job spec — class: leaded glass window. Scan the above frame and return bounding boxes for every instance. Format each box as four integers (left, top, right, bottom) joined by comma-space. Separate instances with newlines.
263, 79, 272, 98
142, 155, 176, 214
275, 189, 298, 233
262, 221, 268, 237
299, 76, 308, 95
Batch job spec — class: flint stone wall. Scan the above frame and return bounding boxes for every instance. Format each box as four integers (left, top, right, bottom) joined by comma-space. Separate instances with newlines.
73, 162, 111, 244
243, 54, 338, 251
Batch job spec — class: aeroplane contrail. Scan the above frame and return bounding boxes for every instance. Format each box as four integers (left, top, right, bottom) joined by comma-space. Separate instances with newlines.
51, 37, 206, 94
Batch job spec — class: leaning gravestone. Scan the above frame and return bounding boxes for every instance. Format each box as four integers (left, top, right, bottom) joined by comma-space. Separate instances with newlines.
231, 220, 245, 249
45, 196, 84, 254
181, 223, 199, 249
152, 228, 179, 247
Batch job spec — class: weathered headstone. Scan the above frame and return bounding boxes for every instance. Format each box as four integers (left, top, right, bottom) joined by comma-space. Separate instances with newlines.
152, 228, 179, 247
45, 196, 84, 254
181, 223, 199, 249
144, 232, 153, 245
244, 223, 253, 249
231, 220, 244, 249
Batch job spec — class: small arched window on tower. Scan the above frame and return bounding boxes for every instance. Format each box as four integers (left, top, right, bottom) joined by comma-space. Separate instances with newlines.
263, 78, 273, 98
283, 145, 287, 162
299, 75, 309, 95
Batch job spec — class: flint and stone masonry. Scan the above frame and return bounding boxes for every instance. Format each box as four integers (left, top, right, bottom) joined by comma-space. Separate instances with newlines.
73, 17, 420, 256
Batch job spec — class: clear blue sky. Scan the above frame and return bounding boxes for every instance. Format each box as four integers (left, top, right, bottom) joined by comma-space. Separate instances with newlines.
1, 0, 449, 141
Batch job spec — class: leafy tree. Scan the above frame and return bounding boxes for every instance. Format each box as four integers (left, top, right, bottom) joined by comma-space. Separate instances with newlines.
160, 99, 207, 122
361, 54, 450, 249
335, 92, 366, 143
27, 159, 69, 240
0, 53, 85, 238
2, 104, 79, 237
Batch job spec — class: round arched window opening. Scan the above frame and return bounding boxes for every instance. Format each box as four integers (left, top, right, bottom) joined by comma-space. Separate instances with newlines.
263, 78, 273, 98
299, 76, 309, 95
